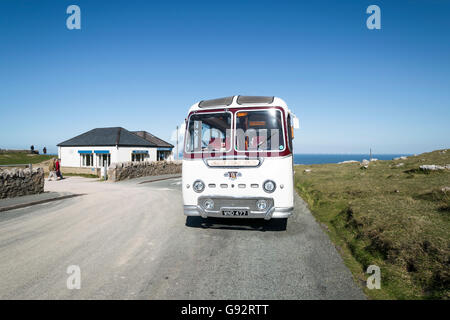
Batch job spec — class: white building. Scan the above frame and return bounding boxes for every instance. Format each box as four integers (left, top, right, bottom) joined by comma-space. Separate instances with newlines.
57, 127, 174, 169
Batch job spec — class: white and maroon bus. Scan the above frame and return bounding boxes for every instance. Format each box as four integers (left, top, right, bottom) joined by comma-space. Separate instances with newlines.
182, 96, 299, 220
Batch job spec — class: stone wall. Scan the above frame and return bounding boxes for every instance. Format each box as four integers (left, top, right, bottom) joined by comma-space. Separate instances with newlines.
107, 160, 182, 182
0, 167, 45, 199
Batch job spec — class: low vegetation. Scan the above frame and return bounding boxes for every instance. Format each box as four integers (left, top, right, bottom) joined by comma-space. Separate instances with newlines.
294, 149, 449, 299
0, 153, 54, 165
61, 173, 99, 179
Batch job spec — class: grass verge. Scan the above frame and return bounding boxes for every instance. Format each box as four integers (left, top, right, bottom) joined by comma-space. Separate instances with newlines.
294, 149, 450, 299
58, 173, 99, 179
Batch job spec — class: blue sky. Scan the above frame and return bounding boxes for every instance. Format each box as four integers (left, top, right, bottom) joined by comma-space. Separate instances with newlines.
0, 0, 449, 154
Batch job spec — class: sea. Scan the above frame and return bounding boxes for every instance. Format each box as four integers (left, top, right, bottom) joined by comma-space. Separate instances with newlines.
175, 153, 412, 164
293, 154, 412, 165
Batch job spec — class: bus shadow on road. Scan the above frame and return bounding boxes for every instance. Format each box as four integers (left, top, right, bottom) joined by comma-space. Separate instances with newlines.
185, 216, 287, 232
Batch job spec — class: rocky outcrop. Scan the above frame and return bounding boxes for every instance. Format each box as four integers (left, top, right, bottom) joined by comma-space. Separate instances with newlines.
338, 160, 359, 164
107, 160, 182, 182
0, 167, 44, 199
419, 164, 450, 171
361, 159, 370, 169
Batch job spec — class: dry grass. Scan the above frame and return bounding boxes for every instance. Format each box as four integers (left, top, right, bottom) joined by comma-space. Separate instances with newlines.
294, 149, 450, 299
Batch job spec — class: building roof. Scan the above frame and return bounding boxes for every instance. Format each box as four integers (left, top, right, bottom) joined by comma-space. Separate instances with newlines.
132, 131, 174, 148
57, 127, 173, 148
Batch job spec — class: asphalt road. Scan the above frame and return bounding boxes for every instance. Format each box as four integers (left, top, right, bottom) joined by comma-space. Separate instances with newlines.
0, 176, 365, 299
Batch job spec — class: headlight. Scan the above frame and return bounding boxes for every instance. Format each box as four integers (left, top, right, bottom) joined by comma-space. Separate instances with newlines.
263, 180, 276, 193
193, 180, 205, 193
203, 199, 214, 210
256, 200, 268, 210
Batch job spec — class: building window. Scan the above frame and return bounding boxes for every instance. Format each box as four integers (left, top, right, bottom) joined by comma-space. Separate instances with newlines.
97, 154, 111, 167
157, 150, 172, 161
81, 153, 94, 167
131, 153, 148, 162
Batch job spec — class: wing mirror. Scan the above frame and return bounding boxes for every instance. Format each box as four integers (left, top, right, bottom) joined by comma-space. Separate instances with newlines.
292, 115, 300, 129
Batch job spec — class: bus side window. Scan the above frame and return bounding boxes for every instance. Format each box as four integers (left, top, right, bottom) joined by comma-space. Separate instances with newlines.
287, 114, 293, 151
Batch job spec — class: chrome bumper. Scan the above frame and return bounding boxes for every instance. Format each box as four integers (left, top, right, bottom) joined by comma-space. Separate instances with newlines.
184, 203, 293, 220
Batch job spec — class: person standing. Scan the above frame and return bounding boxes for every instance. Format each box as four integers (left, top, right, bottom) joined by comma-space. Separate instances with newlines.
55, 158, 64, 180
48, 158, 57, 181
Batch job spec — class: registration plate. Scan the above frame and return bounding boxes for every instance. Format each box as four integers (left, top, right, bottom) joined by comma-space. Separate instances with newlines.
222, 209, 249, 216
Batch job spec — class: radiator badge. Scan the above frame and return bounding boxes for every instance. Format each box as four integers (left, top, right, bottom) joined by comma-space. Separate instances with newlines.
224, 171, 242, 180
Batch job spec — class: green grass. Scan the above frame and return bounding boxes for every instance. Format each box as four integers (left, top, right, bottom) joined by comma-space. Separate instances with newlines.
294, 149, 450, 300
58, 173, 98, 179
0, 153, 55, 165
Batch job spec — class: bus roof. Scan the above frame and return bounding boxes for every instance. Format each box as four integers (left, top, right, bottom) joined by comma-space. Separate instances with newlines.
187, 96, 292, 114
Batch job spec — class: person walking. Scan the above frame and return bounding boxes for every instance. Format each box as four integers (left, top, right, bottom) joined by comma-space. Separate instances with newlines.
48, 158, 57, 181
55, 158, 64, 180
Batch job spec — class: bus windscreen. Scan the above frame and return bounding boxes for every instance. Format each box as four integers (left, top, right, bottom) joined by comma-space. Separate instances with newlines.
235, 109, 285, 152
185, 112, 232, 153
